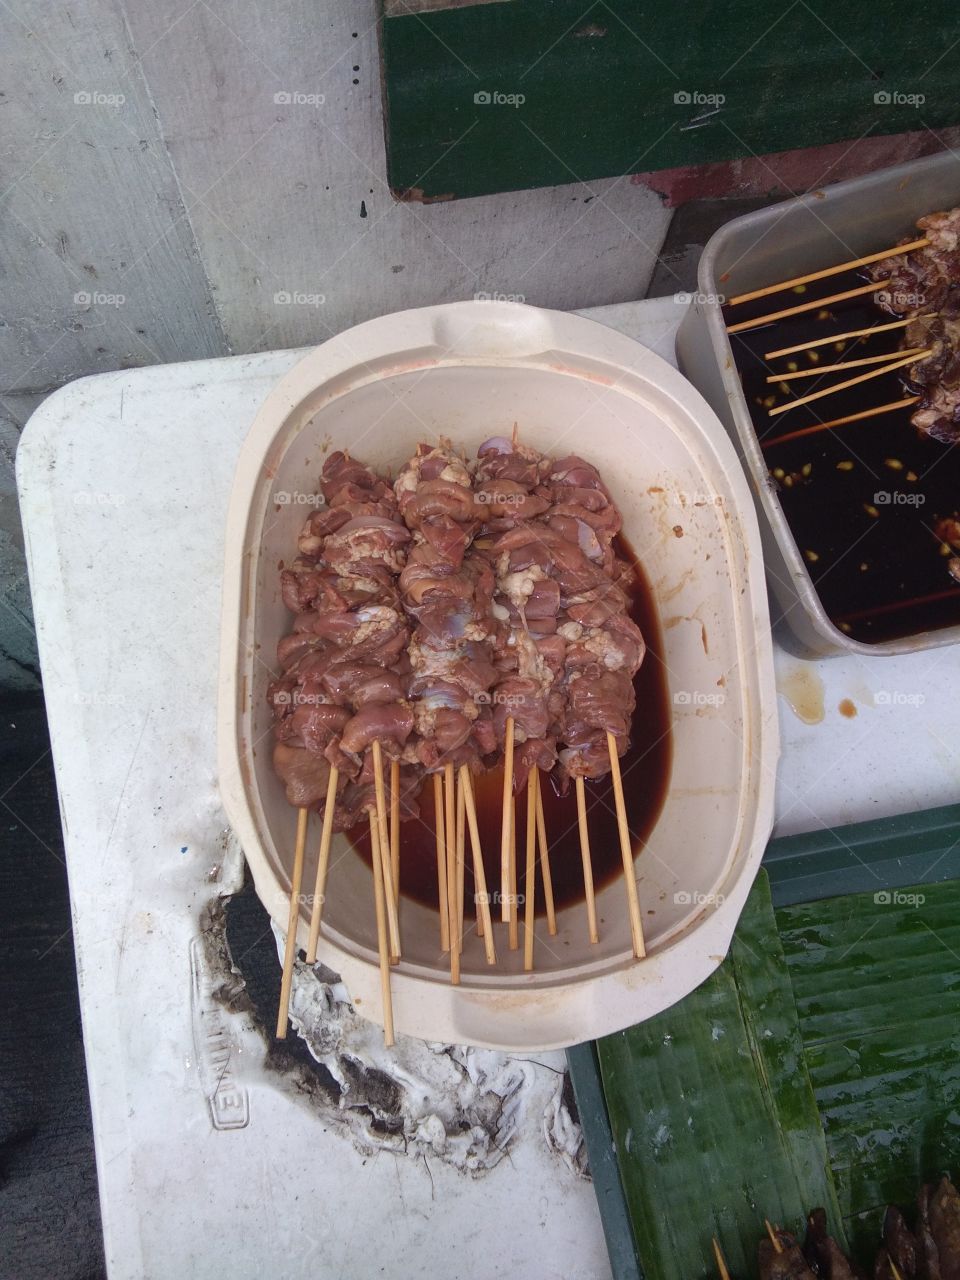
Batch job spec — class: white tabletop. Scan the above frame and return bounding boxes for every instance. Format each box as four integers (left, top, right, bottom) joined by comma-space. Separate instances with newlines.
17, 297, 960, 1280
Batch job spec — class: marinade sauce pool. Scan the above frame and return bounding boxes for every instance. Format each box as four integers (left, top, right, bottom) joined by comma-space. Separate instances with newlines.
348, 536, 673, 916
724, 268, 960, 644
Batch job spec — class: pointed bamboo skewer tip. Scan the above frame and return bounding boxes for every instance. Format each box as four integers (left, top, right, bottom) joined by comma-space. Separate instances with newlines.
433, 771, 450, 952
607, 731, 645, 959
712, 1236, 731, 1280
890, 1262, 904, 1280
371, 740, 400, 962
534, 769, 557, 937
390, 758, 400, 910
500, 716, 515, 924
523, 766, 538, 972
575, 775, 599, 944
727, 278, 888, 335
368, 809, 395, 1047
444, 761, 460, 984
305, 765, 339, 965
764, 1220, 782, 1254
276, 805, 309, 1039
727, 235, 929, 306
768, 349, 929, 418
460, 765, 496, 965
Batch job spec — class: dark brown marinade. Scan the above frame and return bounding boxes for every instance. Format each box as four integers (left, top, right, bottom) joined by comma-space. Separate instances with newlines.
724, 268, 960, 644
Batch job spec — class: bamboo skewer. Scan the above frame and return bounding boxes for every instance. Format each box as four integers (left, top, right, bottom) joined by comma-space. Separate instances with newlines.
765, 316, 913, 360
508, 795, 519, 950
712, 1237, 731, 1280
371, 740, 401, 962
726, 278, 888, 335
764, 1220, 783, 1254
523, 767, 538, 971
768, 349, 929, 418
890, 1262, 904, 1280
533, 770, 557, 936
455, 769, 466, 954
608, 731, 645, 959
765, 346, 927, 383
460, 766, 496, 964
575, 776, 599, 944
500, 716, 515, 925
390, 758, 400, 910
305, 765, 339, 964
368, 809, 395, 1046
433, 771, 450, 951
444, 761, 460, 983
276, 806, 309, 1039
835, 582, 960, 624
761, 396, 920, 449
727, 236, 929, 306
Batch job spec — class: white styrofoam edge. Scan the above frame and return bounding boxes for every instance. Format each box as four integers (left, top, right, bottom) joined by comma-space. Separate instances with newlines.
15, 387, 147, 1280
217, 300, 780, 1049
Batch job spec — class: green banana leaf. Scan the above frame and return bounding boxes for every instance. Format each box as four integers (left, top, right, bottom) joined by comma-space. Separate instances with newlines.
597, 871, 844, 1280
777, 880, 960, 1257
594, 873, 960, 1278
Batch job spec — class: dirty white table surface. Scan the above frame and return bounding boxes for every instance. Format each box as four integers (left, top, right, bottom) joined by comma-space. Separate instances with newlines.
17, 297, 960, 1280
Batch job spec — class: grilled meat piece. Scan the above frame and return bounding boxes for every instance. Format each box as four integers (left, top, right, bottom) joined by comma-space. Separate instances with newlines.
876, 1250, 900, 1280
867, 209, 960, 441
759, 1226, 818, 1279
918, 1184, 944, 1280
801, 1206, 869, 1279
821, 1237, 869, 1279
868, 209, 960, 319
804, 1207, 829, 1271
929, 1178, 960, 1280
883, 1205, 919, 1278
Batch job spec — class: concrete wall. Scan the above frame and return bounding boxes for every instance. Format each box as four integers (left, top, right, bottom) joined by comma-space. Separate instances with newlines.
1, 0, 677, 688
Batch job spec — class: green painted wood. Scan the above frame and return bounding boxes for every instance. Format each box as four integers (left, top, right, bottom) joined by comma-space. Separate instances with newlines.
763, 802, 960, 907
567, 1042, 644, 1280
596, 871, 843, 1280
380, 0, 960, 200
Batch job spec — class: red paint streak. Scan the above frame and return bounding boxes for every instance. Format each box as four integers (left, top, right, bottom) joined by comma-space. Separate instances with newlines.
630, 127, 960, 207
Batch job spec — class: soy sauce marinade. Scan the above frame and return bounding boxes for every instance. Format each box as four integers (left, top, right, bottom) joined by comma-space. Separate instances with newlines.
725, 267, 960, 643
349, 536, 673, 915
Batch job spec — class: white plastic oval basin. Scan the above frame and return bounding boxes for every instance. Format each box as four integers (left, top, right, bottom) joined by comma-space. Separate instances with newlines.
218, 301, 778, 1050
